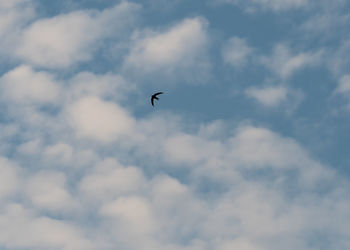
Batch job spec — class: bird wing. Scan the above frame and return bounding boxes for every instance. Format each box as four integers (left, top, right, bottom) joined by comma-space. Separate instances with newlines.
151, 97, 154, 106
154, 92, 163, 96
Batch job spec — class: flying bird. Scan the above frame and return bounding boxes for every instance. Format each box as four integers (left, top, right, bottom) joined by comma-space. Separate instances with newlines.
151, 92, 163, 106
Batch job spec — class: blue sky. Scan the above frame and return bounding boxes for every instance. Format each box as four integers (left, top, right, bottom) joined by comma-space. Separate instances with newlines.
0, 0, 350, 249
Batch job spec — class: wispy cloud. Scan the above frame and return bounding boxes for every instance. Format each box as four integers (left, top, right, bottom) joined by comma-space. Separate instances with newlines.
260, 44, 324, 79
328, 38, 350, 76
335, 75, 350, 94
215, 0, 310, 12
245, 85, 287, 107
245, 85, 304, 114
222, 36, 254, 68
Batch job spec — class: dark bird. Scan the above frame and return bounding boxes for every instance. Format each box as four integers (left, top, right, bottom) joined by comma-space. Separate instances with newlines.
151, 92, 163, 106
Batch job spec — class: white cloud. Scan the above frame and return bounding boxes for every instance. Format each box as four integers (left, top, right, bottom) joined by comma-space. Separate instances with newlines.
0, 62, 344, 249
245, 85, 287, 107
219, 238, 261, 250
0, 157, 19, 199
67, 71, 131, 101
335, 75, 350, 94
215, 0, 309, 12
0, 65, 60, 105
0, 112, 348, 250
0, 0, 34, 56
0, 0, 30, 9
79, 158, 145, 201
65, 96, 134, 142
334, 75, 350, 109
100, 196, 157, 235
150, 176, 205, 240
43, 142, 99, 168
260, 44, 323, 79
17, 139, 41, 155
299, 0, 349, 37
0, 124, 19, 139
44, 143, 74, 165
0, 1, 349, 249
0, 0, 32, 34
151, 175, 188, 201
160, 123, 334, 187
17, 11, 97, 67
124, 17, 209, 80
301, 12, 350, 35
25, 171, 75, 212
329, 38, 350, 76
0, 204, 92, 250
164, 133, 223, 165
16, 2, 140, 68
228, 126, 306, 169
222, 36, 254, 68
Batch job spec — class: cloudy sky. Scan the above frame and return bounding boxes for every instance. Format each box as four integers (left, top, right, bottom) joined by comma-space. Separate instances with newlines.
0, 0, 350, 249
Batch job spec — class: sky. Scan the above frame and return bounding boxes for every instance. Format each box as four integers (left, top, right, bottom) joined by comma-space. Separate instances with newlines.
0, 0, 350, 249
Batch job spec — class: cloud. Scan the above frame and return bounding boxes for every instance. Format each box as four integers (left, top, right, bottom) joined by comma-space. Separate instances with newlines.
301, 12, 350, 36
335, 75, 350, 94
0, 204, 92, 250
15, 2, 140, 68
0, 66, 134, 154
0, 65, 61, 105
219, 238, 261, 250
164, 133, 223, 165
0, 1, 349, 249
44, 143, 74, 165
328, 38, 350, 76
25, 171, 75, 212
333, 75, 350, 109
67, 71, 131, 102
0, 106, 349, 250
228, 126, 307, 169
160, 123, 334, 188
0, 0, 33, 33
17, 139, 41, 155
0, 157, 19, 199
65, 96, 135, 142
124, 17, 210, 81
0, 0, 30, 9
245, 85, 287, 107
151, 175, 189, 204
222, 36, 254, 68
0, 55, 344, 250
0, 0, 34, 57
215, 0, 309, 12
100, 196, 156, 235
299, 0, 349, 35
260, 44, 323, 79
16, 11, 98, 67
146, 125, 345, 249
79, 158, 145, 201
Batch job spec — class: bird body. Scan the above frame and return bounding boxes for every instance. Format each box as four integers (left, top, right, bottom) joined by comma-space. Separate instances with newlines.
151, 92, 163, 106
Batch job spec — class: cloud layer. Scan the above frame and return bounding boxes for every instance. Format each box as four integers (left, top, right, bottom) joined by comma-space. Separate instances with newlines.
0, 1, 349, 250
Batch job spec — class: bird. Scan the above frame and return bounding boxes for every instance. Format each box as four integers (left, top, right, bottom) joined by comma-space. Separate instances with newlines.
151, 92, 163, 106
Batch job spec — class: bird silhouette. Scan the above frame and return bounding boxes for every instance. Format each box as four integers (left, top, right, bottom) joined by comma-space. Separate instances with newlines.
151, 92, 163, 106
